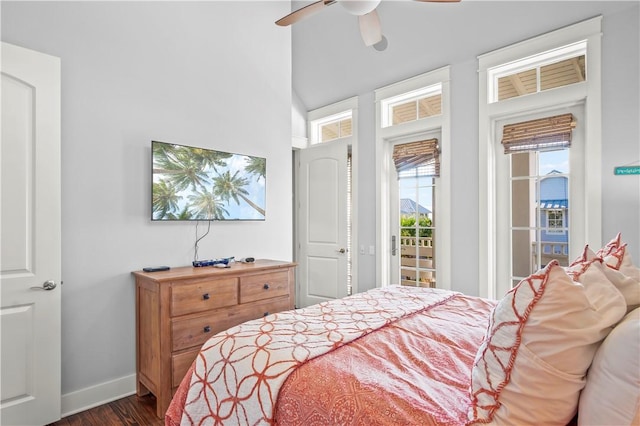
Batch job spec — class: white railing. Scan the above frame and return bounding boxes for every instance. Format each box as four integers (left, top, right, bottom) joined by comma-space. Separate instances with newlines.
531, 241, 569, 268
400, 237, 435, 287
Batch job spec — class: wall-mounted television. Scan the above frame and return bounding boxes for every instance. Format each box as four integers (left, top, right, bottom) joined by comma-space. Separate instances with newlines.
151, 141, 266, 221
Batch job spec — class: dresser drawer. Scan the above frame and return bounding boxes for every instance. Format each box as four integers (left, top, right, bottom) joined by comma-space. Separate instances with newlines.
172, 349, 199, 388
238, 296, 292, 320
171, 296, 293, 352
171, 277, 238, 317
240, 271, 289, 304
172, 309, 241, 352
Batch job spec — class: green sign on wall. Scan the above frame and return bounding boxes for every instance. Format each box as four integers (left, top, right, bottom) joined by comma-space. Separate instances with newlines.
614, 166, 640, 176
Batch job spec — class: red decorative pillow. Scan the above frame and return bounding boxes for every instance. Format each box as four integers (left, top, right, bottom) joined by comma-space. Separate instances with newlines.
468, 260, 626, 425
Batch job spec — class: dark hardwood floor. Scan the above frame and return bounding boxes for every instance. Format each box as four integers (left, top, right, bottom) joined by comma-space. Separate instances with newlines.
47, 394, 164, 426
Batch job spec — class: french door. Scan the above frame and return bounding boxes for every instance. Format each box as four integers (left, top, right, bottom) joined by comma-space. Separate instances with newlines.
495, 105, 585, 297
389, 135, 440, 287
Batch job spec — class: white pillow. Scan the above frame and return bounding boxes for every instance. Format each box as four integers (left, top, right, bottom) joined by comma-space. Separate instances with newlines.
578, 307, 640, 426
596, 232, 624, 259
570, 243, 640, 312
600, 245, 640, 313
468, 260, 626, 425
573, 245, 640, 313
596, 233, 640, 279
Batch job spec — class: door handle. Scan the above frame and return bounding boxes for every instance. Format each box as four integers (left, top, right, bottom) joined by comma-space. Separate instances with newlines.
31, 280, 57, 291
391, 235, 397, 256
337, 248, 346, 254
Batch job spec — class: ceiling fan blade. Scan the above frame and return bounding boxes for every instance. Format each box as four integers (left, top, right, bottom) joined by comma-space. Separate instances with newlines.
358, 9, 382, 47
276, 0, 337, 26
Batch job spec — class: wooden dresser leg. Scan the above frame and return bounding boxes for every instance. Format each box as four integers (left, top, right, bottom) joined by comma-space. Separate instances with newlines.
136, 380, 150, 397
156, 393, 169, 419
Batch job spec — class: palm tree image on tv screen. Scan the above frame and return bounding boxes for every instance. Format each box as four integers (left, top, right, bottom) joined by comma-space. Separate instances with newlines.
152, 141, 266, 220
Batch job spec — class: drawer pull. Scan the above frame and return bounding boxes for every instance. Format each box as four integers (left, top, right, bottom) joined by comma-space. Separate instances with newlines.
202, 293, 210, 300
204, 325, 211, 333
263, 312, 270, 317
263, 283, 270, 290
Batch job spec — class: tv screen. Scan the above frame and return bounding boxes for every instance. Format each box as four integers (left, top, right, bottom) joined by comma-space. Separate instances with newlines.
151, 141, 266, 221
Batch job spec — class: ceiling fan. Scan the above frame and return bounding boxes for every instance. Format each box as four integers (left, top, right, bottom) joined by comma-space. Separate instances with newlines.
276, 0, 461, 48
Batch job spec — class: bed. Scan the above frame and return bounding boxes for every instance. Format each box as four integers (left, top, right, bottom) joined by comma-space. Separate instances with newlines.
166, 234, 640, 426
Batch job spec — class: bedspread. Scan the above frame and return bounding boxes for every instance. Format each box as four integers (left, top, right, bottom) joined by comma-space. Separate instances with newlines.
275, 293, 496, 425
168, 286, 470, 425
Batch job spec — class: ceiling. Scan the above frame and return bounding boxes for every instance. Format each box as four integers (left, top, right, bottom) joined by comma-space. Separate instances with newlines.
290, 1, 637, 111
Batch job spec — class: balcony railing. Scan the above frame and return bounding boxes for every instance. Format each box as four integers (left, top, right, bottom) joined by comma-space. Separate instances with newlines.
531, 241, 569, 269
400, 236, 435, 287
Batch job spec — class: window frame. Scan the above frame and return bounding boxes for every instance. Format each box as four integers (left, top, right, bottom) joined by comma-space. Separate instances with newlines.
546, 209, 566, 235
381, 83, 442, 128
308, 97, 356, 145
375, 66, 451, 290
488, 40, 587, 103
478, 17, 602, 299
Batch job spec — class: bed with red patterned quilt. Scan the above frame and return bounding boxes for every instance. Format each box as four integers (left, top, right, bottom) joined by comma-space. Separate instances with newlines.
167, 234, 640, 426
165, 286, 496, 425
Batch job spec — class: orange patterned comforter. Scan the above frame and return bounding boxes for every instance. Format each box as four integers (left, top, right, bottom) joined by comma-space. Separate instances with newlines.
166, 287, 495, 426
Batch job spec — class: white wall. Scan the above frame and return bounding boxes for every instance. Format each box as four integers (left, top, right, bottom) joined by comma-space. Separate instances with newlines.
600, 6, 640, 253
2, 0, 292, 410
313, 3, 640, 296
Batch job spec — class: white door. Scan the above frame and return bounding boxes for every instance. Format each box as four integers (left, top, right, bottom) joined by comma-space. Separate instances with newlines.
1, 42, 62, 426
388, 135, 440, 288
494, 106, 585, 298
297, 140, 348, 307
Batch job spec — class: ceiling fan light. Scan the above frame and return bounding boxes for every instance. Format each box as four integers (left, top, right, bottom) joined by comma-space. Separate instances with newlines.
339, 0, 381, 16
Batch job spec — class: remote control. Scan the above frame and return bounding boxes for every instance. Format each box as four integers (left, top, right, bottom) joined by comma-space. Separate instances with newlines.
143, 266, 170, 272
193, 259, 217, 267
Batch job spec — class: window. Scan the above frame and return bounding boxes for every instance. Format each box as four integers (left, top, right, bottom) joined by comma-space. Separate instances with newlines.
395, 139, 439, 287
375, 67, 451, 290
509, 137, 571, 287
311, 110, 352, 143
488, 41, 587, 103
547, 210, 565, 234
381, 84, 442, 128
478, 17, 602, 299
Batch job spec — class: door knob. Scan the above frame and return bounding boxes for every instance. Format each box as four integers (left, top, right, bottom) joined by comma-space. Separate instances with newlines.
31, 280, 57, 291
337, 248, 346, 254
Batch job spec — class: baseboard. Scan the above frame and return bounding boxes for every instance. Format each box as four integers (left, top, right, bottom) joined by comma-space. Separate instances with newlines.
60, 374, 136, 418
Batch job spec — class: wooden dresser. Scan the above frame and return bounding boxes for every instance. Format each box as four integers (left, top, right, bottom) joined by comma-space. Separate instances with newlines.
132, 259, 296, 418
